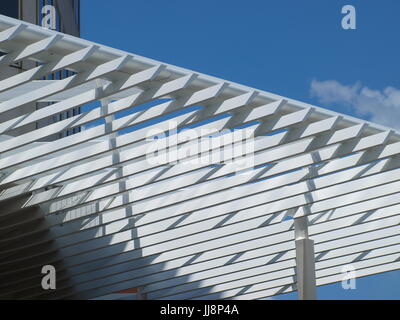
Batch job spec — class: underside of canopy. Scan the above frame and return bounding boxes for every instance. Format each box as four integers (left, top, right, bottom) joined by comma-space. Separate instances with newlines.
0, 14, 399, 300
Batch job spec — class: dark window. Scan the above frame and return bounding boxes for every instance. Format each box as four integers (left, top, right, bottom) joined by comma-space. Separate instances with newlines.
0, 1, 19, 19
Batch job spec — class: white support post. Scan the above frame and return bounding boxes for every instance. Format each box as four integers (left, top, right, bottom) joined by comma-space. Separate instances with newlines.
294, 215, 317, 300
96, 79, 148, 300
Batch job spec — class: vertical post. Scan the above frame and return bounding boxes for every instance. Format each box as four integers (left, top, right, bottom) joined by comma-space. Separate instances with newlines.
294, 215, 317, 300
96, 80, 147, 301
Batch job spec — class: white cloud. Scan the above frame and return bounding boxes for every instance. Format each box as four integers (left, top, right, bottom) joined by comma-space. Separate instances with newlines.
310, 79, 400, 129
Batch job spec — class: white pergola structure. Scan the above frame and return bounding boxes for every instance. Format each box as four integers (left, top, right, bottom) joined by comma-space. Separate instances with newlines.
0, 14, 399, 300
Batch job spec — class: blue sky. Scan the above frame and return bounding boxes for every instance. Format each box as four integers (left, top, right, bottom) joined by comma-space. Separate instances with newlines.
81, 0, 400, 299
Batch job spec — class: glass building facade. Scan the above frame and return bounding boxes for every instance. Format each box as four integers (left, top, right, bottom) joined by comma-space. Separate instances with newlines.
0, 2, 19, 19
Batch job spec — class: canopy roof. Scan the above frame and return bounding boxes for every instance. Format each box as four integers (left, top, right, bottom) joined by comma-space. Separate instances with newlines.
0, 14, 399, 300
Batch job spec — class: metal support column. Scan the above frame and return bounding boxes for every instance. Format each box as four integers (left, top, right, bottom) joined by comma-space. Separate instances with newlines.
294, 215, 317, 300
96, 79, 148, 300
